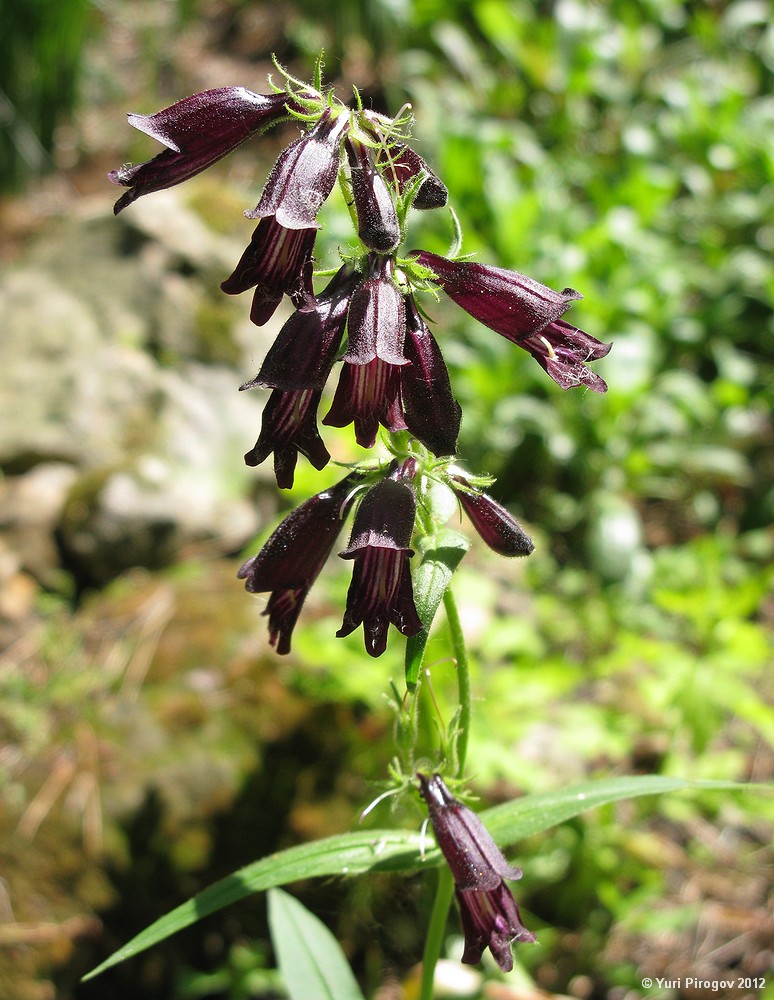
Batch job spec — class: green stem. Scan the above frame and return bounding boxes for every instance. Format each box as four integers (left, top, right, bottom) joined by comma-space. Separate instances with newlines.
419, 865, 455, 1000
443, 587, 471, 778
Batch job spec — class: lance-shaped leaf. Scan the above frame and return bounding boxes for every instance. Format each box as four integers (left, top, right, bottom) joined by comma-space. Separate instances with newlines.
404, 527, 470, 690
83, 775, 758, 982
268, 889, 366, 1000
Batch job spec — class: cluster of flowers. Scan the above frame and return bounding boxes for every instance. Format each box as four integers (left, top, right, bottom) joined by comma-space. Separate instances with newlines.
110, 73, 609, 654
110, 65, 610, 971
110, 78, 609, 490
236, 456, 533, 657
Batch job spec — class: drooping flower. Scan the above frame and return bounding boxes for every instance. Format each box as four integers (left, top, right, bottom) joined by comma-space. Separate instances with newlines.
400, 295, 461, 456
371, 135, 448, 209
109, 88, 295, 214
449, 475, 534, 556
242, 265, 358, 392
220, 217, 317, 326
246, 107, 350, 230
323, 254, 409, 449
413, 250, 610, 392
239, 266, 359, 487
324, 360, 407, 449
346, 137, 400, 252
237, 473, 359, 653
417, 772, 535, 972
337, 476, 422, 657
243, 388, 329, 490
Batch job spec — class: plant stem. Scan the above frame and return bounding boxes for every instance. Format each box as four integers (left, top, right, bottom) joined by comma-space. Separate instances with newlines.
419, 865, 455, 1000
416, 587, 471, 1000
443, 587, 471, 778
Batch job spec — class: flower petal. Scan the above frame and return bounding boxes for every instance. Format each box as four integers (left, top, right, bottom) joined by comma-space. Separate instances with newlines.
247, 108, 349, 230
109, 88, 292, 213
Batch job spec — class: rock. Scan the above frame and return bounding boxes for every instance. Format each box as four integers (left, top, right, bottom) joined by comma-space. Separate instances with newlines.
1, 197, 278, 590
56, 363, 266, 588
0, 463, 78, 583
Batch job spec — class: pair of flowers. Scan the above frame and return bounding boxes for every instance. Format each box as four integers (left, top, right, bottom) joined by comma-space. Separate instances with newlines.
110, 82, 610, 490
238, 458, 534, 658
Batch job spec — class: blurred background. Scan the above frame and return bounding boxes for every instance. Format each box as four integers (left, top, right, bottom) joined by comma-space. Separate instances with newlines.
1, 1, 772, 998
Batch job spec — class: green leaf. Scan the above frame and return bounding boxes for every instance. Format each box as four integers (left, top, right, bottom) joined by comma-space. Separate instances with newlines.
83, 774, 765, 981
83, 828, 425, 982
405, 528, 470, 689
268, 889, 366, 1000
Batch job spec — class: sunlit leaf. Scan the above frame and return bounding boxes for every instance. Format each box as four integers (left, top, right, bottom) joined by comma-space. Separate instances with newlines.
405, 527, 470, 689
83, 774, 762, 981
269, 889, 366, 1000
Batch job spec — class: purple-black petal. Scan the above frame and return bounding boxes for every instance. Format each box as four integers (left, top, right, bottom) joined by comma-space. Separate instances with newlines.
417, 773, 524, 890
247, 108, 349, 230
346, 138, 400, 252
521, 319, 612, 393
244, 388, 329, 489
449, 478, 534, 557
237, 473, 359, 652
336, 479, 421, 656
221, 218, 317, 326
413, 250, 581, 341
401, 297, 460, 456
375, 141, 448, 209
109, 88, 292, 214
343, 256, 408, 366
242, 265, 357, 391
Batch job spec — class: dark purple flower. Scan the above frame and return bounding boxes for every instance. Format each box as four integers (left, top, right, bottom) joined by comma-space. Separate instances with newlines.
519, 319, 611, 392
401, 296, 461, 456
413, 250, 611, 392
449, 476, 534, 556
237, 473, 359, 653
373, 139, 448, 209
337, 478, 422, 657
109, 88, 293, 214
244, 388, 329, 489
242, 265, 358, 391
346, 138, 400, 252
220, 217, 317, 326
341, 255, 408, 366
246, 108, 350, 230
324, 359, 406, 449
323, 255, 409, 448
417, 772, 535, 972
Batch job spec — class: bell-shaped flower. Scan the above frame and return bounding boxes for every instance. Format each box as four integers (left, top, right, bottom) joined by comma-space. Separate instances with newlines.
337, 477, 422, 657
221, 217, 317, 326
109, 88, 293, 214
449, 475, 534, 556
324, 359, 407, 449
413, 250, 610, 392
246, 107, 350, 230
346, 138, 400, 252
243, 388, 329, 490
417, 773, 535, 972
242, 265, 358, 392
323, 255, 408, 448
401, 296, 461, 456
237, 473, 359, 654
374, 139, 448, 209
